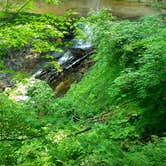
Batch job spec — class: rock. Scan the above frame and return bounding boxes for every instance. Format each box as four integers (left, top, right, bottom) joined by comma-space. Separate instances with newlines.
0, 82, 6, 93
51, 51, 65, 59
55, 79, 71, 96
6, 76, 39, 102
34, 46, 94, 84
4, 50, 41, 73
0, 72, 13, 90
70, 48, 85, 57
0, 82, 6, 88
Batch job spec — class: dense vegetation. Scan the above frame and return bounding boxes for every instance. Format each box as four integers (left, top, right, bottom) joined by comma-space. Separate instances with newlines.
0, 8, 166, 166
149, 0, 166, 10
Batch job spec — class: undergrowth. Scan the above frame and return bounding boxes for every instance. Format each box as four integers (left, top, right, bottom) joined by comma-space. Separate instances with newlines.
0, 12, 166, 165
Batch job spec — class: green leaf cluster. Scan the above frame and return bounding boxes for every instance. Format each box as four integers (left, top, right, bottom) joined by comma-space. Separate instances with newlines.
1, 12, 166, 165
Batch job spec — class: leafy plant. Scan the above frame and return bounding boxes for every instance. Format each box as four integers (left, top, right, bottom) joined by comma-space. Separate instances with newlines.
1, 10, 166, 165
0, 0, 59, 13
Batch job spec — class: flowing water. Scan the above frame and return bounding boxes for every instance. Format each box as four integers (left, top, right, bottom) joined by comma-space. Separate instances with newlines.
33, 0, 159, 18
1, 0, 161, 99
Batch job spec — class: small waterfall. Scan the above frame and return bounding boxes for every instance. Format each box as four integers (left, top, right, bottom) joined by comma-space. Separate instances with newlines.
33, 69, 43, 77
71, 23, 93, 50
58, 51, 74, 65
6, 21, 95, 101
34, 22, 94, 83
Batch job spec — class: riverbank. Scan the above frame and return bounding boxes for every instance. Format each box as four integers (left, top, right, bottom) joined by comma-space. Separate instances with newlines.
32, 0, 159, 18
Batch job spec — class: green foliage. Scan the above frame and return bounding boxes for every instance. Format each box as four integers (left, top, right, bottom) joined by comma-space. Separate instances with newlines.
67, 13, 166, 136
0, 0, 59, 13
0, 12, 77, 78
0, 94, 33, 165
0, 82, 55, 165
26, 81, 55, 115
0, 94, 28, 139
0, 13, 63, 56
104, 15, 166, 136
1, 11, 166, 165
121, 137, 166, 166
53, 11, 116, 118
0, 12, 75, 58
148, 0, 166, 10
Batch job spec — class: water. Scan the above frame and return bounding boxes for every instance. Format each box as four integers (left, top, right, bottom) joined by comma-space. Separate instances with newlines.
71, 23, 93, 50
33, 21, 94, 87
3, 0, 160, 99
58, 51, 74, 65
33, 0, 159, 18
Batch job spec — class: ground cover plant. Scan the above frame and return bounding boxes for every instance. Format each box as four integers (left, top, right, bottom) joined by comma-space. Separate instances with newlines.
0, 9, 166, 165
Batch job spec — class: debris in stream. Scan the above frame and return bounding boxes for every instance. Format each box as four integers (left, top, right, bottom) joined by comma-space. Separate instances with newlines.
35, 47, 94, 84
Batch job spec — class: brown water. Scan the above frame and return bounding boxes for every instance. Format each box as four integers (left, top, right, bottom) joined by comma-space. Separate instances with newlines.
32, 0, 159, 18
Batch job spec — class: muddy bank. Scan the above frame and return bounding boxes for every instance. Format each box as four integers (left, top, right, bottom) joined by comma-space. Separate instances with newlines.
32, 0, 160, 18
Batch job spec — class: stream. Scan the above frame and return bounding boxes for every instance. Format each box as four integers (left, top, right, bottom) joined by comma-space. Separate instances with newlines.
0, 0, 162, 99
32, 0, 159, 18
2, 21, 94, 99
33, 22, 94, 96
